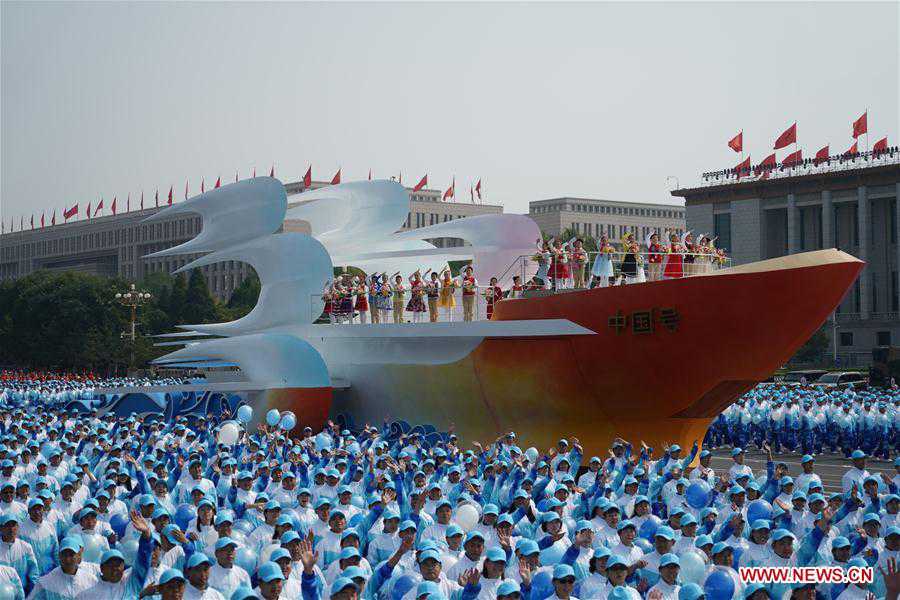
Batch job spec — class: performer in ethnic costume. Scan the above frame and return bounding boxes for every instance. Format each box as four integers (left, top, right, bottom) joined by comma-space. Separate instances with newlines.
662, 232, 684, 279
438, 268, 457, 322
391, 274, 406, 324
354, 276, 369, 324
591, 235, 615, 288
338, 276, 354, 322
619, 233, 639, 285
425, 271, 441, 323
406, 271, 427, 323
484, 277, 503, 320
461, 265, 478, 322
647, 232, 665, 282
532, 240, 551, 289
549, 239, 569, 290
376, 273, 393, 322
570, 239, 587, 289
322, 281, 334, 323
367, 275, 379, 324
508, 275, 524, 299
682, 231, 696, 276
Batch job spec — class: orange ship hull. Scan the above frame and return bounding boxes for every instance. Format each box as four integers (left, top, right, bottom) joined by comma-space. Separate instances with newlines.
320, 250, 862, 455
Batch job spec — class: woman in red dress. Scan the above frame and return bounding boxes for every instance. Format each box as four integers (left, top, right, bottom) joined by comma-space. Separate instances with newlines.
662, 232, 684, 279
485, 277, 503, 320
354, 276, 369, 324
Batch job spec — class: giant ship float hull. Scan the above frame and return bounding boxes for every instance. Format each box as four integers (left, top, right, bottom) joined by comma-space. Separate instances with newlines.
270, 250, 862, 454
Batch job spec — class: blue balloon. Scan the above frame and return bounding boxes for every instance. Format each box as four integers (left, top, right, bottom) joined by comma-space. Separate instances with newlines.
686, 481, 711, 509
237, 405, 253, 424
731, 546, 744, 570
174, 503, 196, 531
233, 519, 255, 536
639, 516, 660, 541
704, 569, 736, 600
119, 538, 139, 567
109, 512, 130, 539
234, 546, 258, 574
280, 414, 296, 431
634, 537, 653, 554
746, 499, 772, 524
266, 409, 281, 427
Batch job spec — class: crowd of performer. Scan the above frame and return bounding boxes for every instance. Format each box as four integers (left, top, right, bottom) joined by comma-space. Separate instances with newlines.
322, 232, 730, 324
0, 376, 897, 600
707, 383, 900, 460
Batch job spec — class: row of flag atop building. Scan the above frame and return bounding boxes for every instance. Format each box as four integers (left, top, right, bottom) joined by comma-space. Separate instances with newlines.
726, 110, 890, 178
2, 165, 483, 234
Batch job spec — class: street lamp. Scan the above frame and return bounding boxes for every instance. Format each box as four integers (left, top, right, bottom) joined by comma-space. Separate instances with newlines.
115, 283, 151, 371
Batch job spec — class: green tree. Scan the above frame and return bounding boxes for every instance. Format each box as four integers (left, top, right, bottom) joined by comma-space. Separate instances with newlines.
168, 273, 188, 324
226, 271, 260, 319
181, 269, 218, 325
791, 325, 830, 365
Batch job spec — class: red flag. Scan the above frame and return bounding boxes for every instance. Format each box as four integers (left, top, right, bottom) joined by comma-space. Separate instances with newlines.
774, 123, 797, 149
30, 215, 34, 230
201, 178, 205, 193
760, 153, 777, 168
140, 191, 144, 210
852, 112, 867, 138
112, 196, 117, 215
782, 149, 802, 167
843, 141, 858, 157
368, 169, 372, 181
215, 177, 221, 189
303, 166, 312, 187
442, 178, 455, 201
94, 198, 103, 217
168, 186, 173, 206
155, 189, 159, 207
269, 165, 275, 178
331, 169, 341, 185
413, 174, 428, 192
184, 180, 189, 200
475, 179, 482, 200
51, 210, 56, 226
728, 131, 743, 153
86, 202, 91, 219
873, 137, 888, 153
40, 214, 44, 228
814, 145, 830, 165
253, 167, 257, 178
734, 156, 751, 178
63, 203, 78, 220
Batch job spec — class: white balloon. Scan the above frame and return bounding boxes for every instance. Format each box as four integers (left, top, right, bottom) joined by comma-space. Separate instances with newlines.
525, 447, 539, 462
218, 422, 241, 446
454, 504, 480, 532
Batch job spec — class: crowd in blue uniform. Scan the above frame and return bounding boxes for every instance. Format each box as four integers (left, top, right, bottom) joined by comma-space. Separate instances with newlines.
0, 377, 898, 600
707, 384, 900, 459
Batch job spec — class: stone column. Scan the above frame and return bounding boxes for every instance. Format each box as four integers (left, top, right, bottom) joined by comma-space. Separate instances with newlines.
787, 193, 798, 254
821, 190, 833, 249
858, 186, 870, 319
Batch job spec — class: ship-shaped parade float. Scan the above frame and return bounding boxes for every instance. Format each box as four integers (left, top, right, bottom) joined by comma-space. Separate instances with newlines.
95, 177, 862, 455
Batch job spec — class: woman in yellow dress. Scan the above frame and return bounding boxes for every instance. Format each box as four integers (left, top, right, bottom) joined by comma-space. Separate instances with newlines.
438, 268, 458, 322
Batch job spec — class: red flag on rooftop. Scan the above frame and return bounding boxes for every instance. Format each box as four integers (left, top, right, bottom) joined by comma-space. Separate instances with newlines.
40, 214, 44, 228
303, 166, 312, 187
154, 189, 159, 208
86, 202, 91, 219
184, 180, 189, 200
844, 141, 858, 157
368, 169, 372, 181
270, 165, 275, 178
413, 174, 428, 192
728, 131, 743, 153
475, 179, 482, 200
331, 169, 341, 185
201, 178, 205, 193
852, 112, 867, 138
94, 198, 103, 217
112, 197, 117, 215
774, 123, 797, 149
734, 156, 751, 178
30, 215, 33, 230
782, 149, 802, 167
215, 177, 221, 189
442, 177, 455, 201
51, 210, 56, 226
873, 137, 888, 153
757, 153, 777, 174
168, 186, 173, 206
814, 145, 830, 165
63, 203, 78, 221
253, 167, 256, 178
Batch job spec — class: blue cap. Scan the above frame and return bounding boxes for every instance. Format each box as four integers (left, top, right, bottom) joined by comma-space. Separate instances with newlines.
340, 547, 360, 561
695, 535, 713, 548
400, 519, 417, 532
607, 555, 628, 569
731, 448, 744, 456
863, 513, 881, 525
258, 561, 286, 582
214, 510, 235, 526
214, 537, 238, 551
517, 539, 540, 556
486, 547, 507, 563
751, 519, 771, 531
851, 450, 866, 459
497, 581, 521, 596
593, 546, 612, 559
230, 588, 257, 600
679, 583, 704, 600
158, 568, 185, 585
616, 519, 636, 531
681, 514, 698, 527
771, 528, 795, 542
270, 548, 291, 563
801, 455, 814, 464
446, 524, 464, 538
418, 549, 441, 564
660, 553, 680, 568
185, 553, 213, 569
464, 530, 485, 543
99, 549, 125, 565
655, 526, 675, 540
552, 564, 575, 579
831, 536, 851, 548
712, 542, 731, 556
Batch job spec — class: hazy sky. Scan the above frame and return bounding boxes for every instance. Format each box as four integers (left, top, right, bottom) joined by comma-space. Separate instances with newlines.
2, 1, 897, 223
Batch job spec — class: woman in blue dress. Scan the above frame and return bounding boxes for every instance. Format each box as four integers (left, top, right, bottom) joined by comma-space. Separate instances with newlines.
591, 235, 615, 288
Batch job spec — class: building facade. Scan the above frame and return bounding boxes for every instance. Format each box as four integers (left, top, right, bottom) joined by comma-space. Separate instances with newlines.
0, 179, 503, 300
528, 197, 685, 243
672, 158, 900, 366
